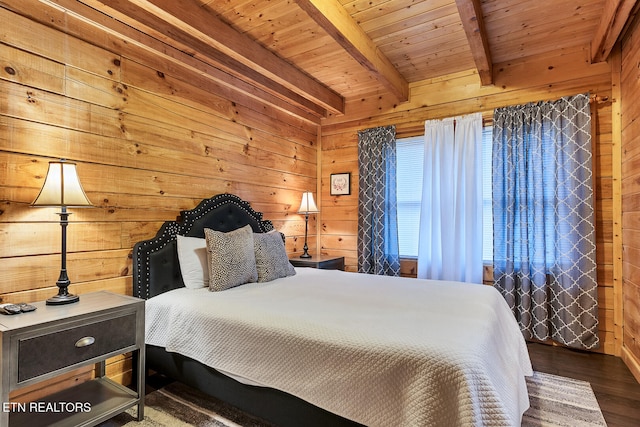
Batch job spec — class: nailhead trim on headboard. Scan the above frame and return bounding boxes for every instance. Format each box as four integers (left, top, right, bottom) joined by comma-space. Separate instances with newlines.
133, 194, 275, 299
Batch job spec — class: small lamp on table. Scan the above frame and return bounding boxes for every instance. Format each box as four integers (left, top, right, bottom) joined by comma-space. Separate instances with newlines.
297, 192, 319, 259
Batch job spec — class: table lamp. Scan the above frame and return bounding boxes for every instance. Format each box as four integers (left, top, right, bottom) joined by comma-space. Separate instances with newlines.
32, 160, 93, 305
297, 191, 319, 258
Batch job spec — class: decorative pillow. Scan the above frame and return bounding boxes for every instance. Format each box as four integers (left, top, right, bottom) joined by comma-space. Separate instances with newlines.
254, 231, 296, 282
205, 225, 258, 291
176, 235, 208, 289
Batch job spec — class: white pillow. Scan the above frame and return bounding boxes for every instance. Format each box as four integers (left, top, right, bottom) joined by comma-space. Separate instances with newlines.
176, 235, 208, 289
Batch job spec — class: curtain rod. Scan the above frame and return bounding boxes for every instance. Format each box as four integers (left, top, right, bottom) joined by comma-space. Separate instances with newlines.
590, 94, 609, 104
399, 94, 606, 137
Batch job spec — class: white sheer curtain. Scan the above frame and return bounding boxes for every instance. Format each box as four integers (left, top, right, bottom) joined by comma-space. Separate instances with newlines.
417, 112, 483, 283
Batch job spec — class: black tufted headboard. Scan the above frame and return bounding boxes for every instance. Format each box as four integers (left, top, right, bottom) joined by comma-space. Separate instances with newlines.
132, 194, 275, 299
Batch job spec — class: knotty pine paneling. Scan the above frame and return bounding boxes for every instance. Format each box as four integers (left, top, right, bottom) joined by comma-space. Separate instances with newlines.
621, 11, 640, 381
320, 44, 618, 355
0, 2, 319, 398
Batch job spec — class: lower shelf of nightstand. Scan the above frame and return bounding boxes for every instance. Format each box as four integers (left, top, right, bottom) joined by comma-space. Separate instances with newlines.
9, 377, 139, 427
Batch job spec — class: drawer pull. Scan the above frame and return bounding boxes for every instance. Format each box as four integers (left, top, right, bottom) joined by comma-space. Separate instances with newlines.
75, 336, 95, 348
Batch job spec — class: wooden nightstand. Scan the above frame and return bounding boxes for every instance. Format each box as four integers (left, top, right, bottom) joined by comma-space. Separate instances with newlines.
289, 255, 345, 270
0, 291, 145, 427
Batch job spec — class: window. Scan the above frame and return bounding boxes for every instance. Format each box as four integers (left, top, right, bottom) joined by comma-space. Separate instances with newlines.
396, 136, 424, 257
480, 125, 493, 262
396, 126, 493, 261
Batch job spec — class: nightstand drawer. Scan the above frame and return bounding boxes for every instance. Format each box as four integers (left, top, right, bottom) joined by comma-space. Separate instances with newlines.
17, 312, 137, 383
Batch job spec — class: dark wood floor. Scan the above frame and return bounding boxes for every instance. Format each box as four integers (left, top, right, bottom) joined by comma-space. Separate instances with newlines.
528, 342, 640, 426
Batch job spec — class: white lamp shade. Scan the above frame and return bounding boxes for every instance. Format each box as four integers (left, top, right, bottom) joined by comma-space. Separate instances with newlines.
32, 161, 93, 207
297, 192, 319, 214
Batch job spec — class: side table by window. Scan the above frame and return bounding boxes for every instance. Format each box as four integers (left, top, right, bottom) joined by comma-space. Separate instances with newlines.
289, 255, 345, 271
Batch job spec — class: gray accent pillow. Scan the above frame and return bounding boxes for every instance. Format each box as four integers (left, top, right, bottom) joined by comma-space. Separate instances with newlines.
254, 231, 296, 282
205, 225, 258, 291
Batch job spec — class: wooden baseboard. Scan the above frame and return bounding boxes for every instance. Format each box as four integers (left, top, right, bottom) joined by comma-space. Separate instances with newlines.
621, 345, 640, 383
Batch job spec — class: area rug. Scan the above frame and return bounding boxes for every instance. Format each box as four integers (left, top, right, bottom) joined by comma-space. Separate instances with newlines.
522, 371, 607, 426
101, 371, 606, 427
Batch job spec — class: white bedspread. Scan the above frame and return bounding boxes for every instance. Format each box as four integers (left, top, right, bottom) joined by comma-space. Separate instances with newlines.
146, 268, 532, 427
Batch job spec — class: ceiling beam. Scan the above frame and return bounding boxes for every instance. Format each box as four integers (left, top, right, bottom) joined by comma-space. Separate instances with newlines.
111, 0, 345, 116
30, 0, 323, 123
80, 0, 329, 118
591, 0, 639, 63
455, 0, 493, 86
295, 0, 409, 103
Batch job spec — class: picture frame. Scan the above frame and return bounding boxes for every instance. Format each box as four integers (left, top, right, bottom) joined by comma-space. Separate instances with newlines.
330, 173, 351, 196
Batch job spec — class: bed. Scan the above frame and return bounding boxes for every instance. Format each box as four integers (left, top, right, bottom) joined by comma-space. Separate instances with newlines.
133, 193, 533, 427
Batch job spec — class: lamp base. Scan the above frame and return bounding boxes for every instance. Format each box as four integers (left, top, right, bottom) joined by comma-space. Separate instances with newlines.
46, 293, 80, 305
300, 252, 312, 259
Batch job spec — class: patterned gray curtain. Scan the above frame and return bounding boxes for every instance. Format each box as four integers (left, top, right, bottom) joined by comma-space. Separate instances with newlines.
357, 125, 401, 276
492, 93, 599, 350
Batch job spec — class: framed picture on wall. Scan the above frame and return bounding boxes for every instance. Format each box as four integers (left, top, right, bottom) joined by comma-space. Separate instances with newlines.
330, 173, 351, 196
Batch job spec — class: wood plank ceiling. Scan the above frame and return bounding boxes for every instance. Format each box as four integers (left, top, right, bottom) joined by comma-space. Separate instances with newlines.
45, 0, 639, 123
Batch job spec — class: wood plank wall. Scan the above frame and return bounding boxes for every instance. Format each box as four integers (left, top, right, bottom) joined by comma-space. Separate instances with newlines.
319, 45, 619, 355
621, 12, 640, 380
0, 2, 318, 396
0, 0, 631, 398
